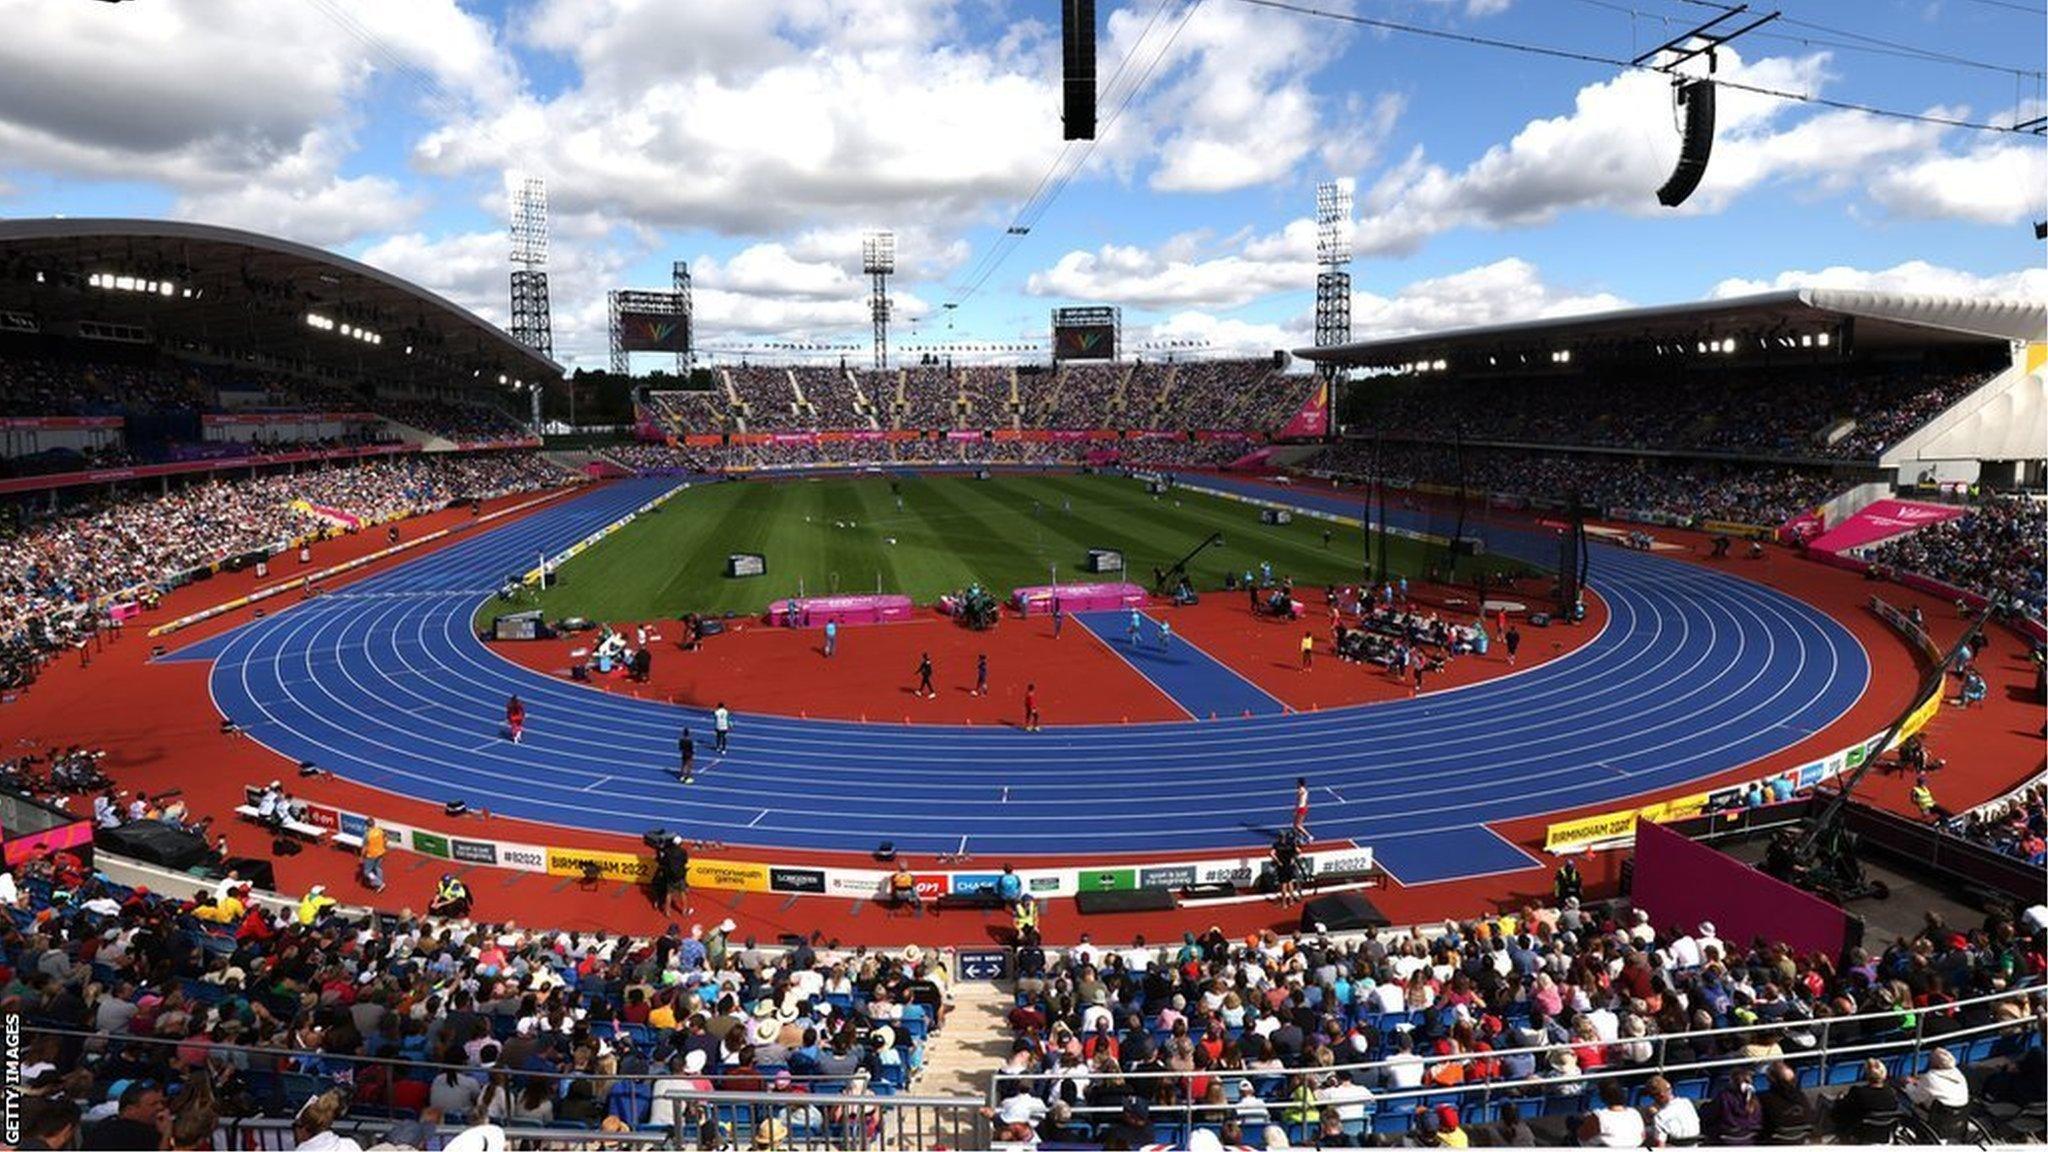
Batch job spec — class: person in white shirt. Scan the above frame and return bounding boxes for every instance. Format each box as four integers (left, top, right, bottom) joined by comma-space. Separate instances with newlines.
1382, 1033, 1425, 1089
989, 1084, 1047, 1140
1667, 929, 1702, 969
1645, 1075, 1702, 1146
1579, 1081, 1647, 1147
1627, 908, 1656, 946
0, 866, 19, 908
1318, 1069, 1374, 1128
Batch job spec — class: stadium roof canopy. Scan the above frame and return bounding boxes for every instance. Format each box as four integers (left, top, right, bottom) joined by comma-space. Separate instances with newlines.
1297, 289, 2048, 371
0, 217, 557, 390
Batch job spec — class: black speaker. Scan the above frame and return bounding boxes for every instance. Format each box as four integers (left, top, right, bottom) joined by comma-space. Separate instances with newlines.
1656, 79, 1716, 208
97, 822, 211, 872
1062, 0, 1096, 140
1299, 890, 1389, 934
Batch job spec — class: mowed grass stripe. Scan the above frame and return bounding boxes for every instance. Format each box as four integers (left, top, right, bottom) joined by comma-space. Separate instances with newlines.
502, 474, 1512, 624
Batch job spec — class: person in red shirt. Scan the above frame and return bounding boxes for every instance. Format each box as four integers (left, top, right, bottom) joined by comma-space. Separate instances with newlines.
1023, 683, 1040, 732
506, 695, 526, 743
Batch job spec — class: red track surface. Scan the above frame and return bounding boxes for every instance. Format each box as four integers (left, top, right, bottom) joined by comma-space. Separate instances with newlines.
484, 583, 1605, 724
3, 481, 2037, 948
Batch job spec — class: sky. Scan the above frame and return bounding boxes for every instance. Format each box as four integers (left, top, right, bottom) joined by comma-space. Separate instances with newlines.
0, 0, 2042, 372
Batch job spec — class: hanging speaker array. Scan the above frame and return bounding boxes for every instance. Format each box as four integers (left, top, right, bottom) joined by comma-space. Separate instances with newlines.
1062, 0, 1096, 140
1656, 79, 1718, 208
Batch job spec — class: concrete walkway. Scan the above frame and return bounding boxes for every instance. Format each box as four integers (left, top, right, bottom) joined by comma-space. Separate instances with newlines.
917, 978, 1013, 1099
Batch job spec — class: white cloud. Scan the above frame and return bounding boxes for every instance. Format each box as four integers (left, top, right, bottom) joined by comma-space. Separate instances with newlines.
1353, 258, 1627, 338
1083, 256, 1623, 361
0, 0, 509, 244
1095, 1, 1387, 194
1347, 51, 1961, 255
1131, 311, 1308, 360
1025, 230, 1312, 310
418, 0, 1064, 235
358, 227, 640, 370
1709, 260, 2048, 302
1867, 137, 2048, 224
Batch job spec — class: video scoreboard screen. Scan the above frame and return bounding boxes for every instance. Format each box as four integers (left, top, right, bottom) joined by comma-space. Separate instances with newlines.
618, 310, 691, 353
727, 553, 767, 578
1052, 306, 1118, 362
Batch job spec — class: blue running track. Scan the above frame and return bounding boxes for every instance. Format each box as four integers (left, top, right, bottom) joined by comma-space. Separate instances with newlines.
173, 473, 1870, 882
1073, 610, 1286, 720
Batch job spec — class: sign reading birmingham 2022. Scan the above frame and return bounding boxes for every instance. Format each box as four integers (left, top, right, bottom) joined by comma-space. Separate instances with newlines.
618, 310, 691, 353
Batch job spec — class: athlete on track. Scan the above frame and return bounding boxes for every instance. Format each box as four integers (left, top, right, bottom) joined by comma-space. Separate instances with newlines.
506, 695, 525, 743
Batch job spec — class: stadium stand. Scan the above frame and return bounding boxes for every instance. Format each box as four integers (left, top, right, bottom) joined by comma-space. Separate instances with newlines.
729, 367, 803, 430
1861, 495, 2047, 618
899, 367, 959, 430
0, 452, 568, 656
983, 905, 2045, 1147
791, 367, 869, 428
1305, 441, 1850, 531
1046, 363, 1126, 429
1341, 365, 1993, 463
0, 857, 951, 1145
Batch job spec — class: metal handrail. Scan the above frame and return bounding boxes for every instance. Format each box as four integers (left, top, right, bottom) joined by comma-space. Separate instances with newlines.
988, 980, 2045, 1095
1007, 1009, 2043, 1133
212, 1116, 672, 1150
19, 1023, 930, 1086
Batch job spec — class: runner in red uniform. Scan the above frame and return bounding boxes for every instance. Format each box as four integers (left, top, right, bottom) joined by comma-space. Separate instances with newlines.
506, 695, 525, 743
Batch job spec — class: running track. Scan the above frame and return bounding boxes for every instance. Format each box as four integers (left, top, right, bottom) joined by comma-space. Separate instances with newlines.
171, 474, 1869, 883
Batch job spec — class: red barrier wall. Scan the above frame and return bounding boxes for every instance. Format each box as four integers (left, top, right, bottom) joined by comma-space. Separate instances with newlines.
1632, 819, 1854, 959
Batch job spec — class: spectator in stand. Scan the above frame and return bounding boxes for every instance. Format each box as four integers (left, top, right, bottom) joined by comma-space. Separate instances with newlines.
1863, 495, 2046, 621
0, 452, 570, 652
1341, 363, 1993, 461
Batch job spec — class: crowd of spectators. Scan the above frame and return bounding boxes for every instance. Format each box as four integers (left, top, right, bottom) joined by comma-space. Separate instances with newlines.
988, 898, 2044, 1148
646, 392, 731, 438
727, 368, 802, 430
636, 360, 1316, 440
0, 355, 211, 416
1308, 442, 1842, 530
789, 368, 869, 428
960, 366, 1015, 425
0, 854, 948, 1148
0, 453, 568, 650
1123, 364, 1174, 426
1116, 440, 1255, 470
1860, 495, 2047, 619
1164, 361, 1308, 433
896, 368, 959, 430
1045, 364, 1125, 428
373, 400, 531, 444
1940, 781, 2046, 867
1344, 366, 1990, 462
606, 436, 1263, 474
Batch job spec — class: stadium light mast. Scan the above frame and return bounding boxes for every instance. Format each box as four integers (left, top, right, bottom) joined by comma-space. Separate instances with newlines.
1314, 180, 1352, 382
863, 230, 895, 372
509, 175, 553, 431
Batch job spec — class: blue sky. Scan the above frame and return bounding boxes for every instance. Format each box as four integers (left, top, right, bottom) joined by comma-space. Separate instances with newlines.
0, 0, 2040, 370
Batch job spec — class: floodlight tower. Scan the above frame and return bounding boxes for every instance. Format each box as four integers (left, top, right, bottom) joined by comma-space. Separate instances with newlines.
863, 230, 895, 371
510, 175, 553, 431
1314, 180, 1352, 379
